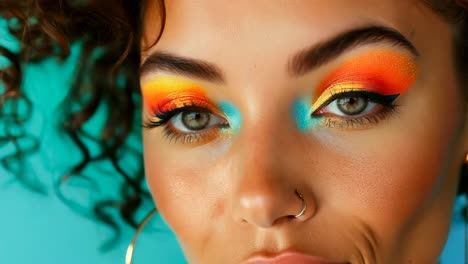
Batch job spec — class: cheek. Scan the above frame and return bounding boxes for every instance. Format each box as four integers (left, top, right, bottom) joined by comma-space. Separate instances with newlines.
325, 74, 463, 249
143, 133, 229, 252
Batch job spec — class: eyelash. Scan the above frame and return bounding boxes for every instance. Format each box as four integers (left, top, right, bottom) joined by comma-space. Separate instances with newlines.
144, 90, 400, 144
312, 90, 399, 129
321, 106, 398, 129
143, 102, 229, 144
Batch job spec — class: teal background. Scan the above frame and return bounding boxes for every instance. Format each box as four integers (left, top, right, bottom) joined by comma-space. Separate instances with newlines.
0, 18, 465, 264
0, 18, 187, 264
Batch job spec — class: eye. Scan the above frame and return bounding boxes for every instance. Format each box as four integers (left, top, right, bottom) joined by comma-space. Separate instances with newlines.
313, 91, 398, 118
143, 103, 232, 145
317, 96, 380, 117
170, 110, 227, 133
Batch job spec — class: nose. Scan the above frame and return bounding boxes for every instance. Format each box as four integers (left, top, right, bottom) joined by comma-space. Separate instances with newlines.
231, 126, 316, 228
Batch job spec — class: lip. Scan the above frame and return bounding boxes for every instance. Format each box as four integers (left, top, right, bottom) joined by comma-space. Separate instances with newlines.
242, 250, 346, 264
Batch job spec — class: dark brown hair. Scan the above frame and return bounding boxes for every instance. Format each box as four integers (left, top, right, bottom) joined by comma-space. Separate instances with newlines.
0, 0, 466, 249
0, 0, 156, 249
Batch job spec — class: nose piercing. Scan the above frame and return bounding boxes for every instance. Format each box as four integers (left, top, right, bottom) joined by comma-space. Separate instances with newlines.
294, 190, 307, 218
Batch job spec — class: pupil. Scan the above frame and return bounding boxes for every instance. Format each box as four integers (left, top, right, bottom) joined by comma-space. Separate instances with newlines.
182, 111, 210, 130
337, 97, 368, 115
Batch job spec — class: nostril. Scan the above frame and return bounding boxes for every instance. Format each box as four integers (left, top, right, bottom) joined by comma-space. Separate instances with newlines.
233, 187, 315, 228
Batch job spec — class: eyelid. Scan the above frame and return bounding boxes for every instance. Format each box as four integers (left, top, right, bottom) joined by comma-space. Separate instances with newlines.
311, 84, 365, 111
312, 48, 418, 110
141, 76, 216, 112
141, 79, 228, 122
151, 94, 224, 118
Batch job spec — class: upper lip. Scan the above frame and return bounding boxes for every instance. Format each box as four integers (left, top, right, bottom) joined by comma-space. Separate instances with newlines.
242, 250, 347, 264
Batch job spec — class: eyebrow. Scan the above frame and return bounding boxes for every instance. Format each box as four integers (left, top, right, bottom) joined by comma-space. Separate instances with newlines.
139, 25, 419, 82
288, 25, 419, 76
140, 52, 225, 82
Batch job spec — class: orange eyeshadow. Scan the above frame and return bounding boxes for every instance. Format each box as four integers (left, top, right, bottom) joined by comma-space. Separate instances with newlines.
141, 77, 219, 115
311, 49, 418, 110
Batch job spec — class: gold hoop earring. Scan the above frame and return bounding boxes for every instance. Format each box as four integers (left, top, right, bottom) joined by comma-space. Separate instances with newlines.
125, 208, 158, 264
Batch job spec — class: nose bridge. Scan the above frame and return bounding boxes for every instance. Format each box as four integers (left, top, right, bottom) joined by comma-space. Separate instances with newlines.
239, 87, 293, 165
242, 121, 277, 171
237, 108, 287, 183
230, 114, 302, 227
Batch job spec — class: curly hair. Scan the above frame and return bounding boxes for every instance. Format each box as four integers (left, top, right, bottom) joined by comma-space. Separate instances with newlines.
0, 0, 162, 249
0, 0, 466, 249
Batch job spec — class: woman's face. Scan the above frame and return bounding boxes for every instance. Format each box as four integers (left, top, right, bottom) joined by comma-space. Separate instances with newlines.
140, 1, 467, 263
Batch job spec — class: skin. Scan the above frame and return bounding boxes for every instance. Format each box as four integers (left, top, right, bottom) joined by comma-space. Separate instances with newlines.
140, 1, 468, 263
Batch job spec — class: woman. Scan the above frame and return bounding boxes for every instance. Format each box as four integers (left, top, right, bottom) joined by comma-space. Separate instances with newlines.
1, 0, 467, 263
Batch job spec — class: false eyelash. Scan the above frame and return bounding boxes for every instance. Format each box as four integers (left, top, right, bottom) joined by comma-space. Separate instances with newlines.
312, 90, 401, 129
314, 90, 398, 114
143, 102, 211, 129
143, 102, 230, 145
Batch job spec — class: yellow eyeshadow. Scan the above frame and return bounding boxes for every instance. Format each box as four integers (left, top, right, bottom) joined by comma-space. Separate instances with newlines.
311, 49, 418, 110
141, 77, 210, 113
311, 83, 366, 111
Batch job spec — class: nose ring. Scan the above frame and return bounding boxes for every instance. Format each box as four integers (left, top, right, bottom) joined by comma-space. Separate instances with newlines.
294, 190, 307, 218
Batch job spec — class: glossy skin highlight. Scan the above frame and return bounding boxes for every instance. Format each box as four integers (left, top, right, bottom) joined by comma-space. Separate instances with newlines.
140, 1, 468, 264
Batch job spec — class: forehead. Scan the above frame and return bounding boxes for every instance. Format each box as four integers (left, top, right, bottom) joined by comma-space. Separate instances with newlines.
140, 0, 428, 81
142, 1, 423, 47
